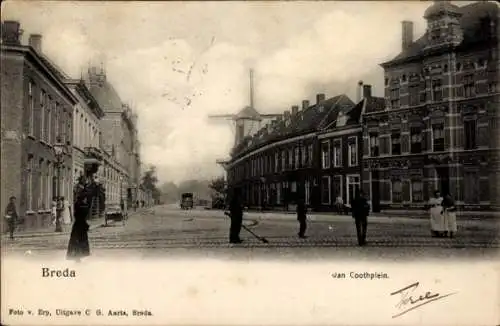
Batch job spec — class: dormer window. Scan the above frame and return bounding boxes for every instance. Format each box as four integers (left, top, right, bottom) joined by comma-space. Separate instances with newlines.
337, 112, 347, 127
384, 77, 389, 86
401, 75, 407, 83
456, 62, 462, 72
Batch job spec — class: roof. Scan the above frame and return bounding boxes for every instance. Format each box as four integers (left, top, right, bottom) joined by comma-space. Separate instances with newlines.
235, 106, 261, 120
424, 1, 461, 19
1, 44, 78, 105
362, 96, 386, 114
65, 79, 105, 119
231, 94, 355, 158
382, 1, 499, 67
88, 78, 124, 113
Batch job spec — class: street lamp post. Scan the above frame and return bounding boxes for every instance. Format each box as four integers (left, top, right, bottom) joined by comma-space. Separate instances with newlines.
53, 136, 66, 233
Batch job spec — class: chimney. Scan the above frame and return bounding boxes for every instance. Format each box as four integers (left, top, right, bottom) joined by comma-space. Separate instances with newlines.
302, 100, 309, 111
1, 21, 22, 45
28, 34, 42, 52
402, 21, 414, 51
291, 105, 299, 115
316, 93, 325, 105
363, 85, 372, 98
356, 80, 364, 102
284, 110, 291, 120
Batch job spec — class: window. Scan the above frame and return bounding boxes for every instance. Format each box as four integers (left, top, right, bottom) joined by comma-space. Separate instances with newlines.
28, 82, 34, 135
333, 139, 342, 167
274, 152, 279, 172
464, 119, 477, 149
411, 180, 423, 202
54, 102, 60, 139
348, 137, 358, 166
464, 171, 480, 204
305, 181, 310, 205
321, 176, 331, 205
26, 156, 33, 211
392, 179, 403, 203
301, 144, 307, 167
40, 90, 46, 140
432, 79, 443, 101
281, 150, 286, 171
47, 98, 52, 144
489, 82, 498, 94
333, 175, 342, 201
308, 144, 313, 167
294, 147, 300, 169
409, 85, 420, 106
347, 175, 360, 205
390, 88, 400, 109
37, 159, 43, 210
321, 141, 330, 169
410, 127, 422, 153
369, 134, 379, 157
463, 74, 475, 98
391, 132, 401, 155
432, 123, 445, 152
288, 148, 293, 169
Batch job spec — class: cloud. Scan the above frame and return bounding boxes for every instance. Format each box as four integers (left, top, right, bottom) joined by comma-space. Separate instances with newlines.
2, 1, 442, 184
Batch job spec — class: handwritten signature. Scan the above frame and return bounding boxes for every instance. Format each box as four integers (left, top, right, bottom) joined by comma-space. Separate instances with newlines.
390, 282, 457, 318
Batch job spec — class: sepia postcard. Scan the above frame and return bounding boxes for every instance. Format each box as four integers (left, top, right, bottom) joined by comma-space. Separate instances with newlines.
1, 0, 499, 325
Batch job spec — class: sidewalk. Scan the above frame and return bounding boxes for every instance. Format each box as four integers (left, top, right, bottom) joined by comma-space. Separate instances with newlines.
239, 209, 500, 222
2, 217, 105, 239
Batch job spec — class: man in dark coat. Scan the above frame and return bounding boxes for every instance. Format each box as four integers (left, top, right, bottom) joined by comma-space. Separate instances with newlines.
228, 187, 243, 244
351, 189, 370, 246
4, 196, 18, 240
297, 195, 307, 238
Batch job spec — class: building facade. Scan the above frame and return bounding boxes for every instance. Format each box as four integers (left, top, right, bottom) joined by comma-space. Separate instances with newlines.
1, 22, 77, 229
66, 79, 104, 184
86, 67, 143, 208
362, 1, 500, 211
227, 92, 361, 212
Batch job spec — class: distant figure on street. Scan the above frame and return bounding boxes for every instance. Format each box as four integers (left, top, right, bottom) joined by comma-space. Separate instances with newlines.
228, 187, 243, 244
51, 197, 57, 225
296, 196, 307, 239
351, 189, 370, 246
442, 193, 457, 238
67, 176, 93, 262
428, 190, 445, 237
4, 196, 18, 240
335, 195, 344, 214
62, 196, 72, 225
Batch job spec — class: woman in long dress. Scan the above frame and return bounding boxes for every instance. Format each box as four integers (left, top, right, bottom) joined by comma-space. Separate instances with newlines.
62, 197, 72, 225
442, 194, 457, 238
428, 190, 445, 237
67, 178, 93, 262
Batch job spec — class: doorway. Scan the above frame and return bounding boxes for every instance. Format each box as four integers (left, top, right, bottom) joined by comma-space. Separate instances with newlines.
371, 171, 381, 213
436, 167, 450, 196
346, 175, 361, 206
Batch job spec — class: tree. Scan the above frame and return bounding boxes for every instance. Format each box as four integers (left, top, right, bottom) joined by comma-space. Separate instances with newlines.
141, 165, 161, 204
208, 176, 227, 209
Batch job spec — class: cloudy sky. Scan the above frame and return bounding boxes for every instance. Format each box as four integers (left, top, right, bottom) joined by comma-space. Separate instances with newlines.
2, 1, 466, 184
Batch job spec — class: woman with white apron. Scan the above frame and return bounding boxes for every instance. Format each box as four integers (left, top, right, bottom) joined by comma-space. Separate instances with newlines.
62, 197, 72, 225
442, 194, 457, 238
428, 190, 445, 237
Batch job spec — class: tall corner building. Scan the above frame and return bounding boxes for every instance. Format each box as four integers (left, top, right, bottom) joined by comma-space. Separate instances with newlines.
363, 1, 499, 210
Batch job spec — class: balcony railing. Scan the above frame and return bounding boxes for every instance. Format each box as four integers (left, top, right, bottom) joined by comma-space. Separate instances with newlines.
84, 146, 103, 164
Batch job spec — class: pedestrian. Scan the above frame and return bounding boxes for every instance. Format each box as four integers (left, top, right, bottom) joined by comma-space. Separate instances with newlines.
228, 187, 243, 244
351, 189, 370, 246
4, 196, 18, 240
51, 197, 57, 225
296, 195, 307, 239
62, 196, 72, 225
67, 176, 92, 262
335, 195, 344, 214
428, 190, 445, 237
442, 193, 457, 238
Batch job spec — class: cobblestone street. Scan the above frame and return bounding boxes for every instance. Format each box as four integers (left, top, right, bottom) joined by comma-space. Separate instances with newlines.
2, 206, 499, 261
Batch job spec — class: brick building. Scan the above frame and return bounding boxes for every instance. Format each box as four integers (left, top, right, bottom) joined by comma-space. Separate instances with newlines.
85, 67, 143, 207
227, 92, 364, 212
1, 21, 78, 229
361, 1, 500, 211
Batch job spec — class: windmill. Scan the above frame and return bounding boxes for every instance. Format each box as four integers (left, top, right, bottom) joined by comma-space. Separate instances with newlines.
208, 69, 282, 149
